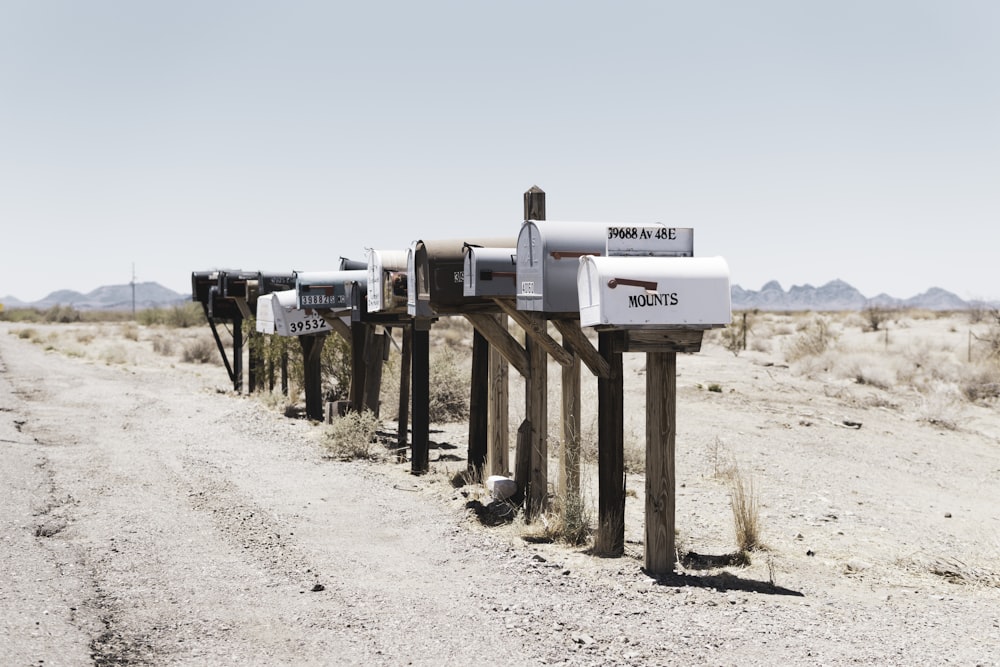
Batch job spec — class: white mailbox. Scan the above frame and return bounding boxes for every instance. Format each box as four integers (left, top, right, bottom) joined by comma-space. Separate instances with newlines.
256, 289, 333, 337
408, 237, 515, 317
295, 270, 366, 313
463, 246, 516, 298
577, 256, 731, 330
516, 221, 693, 315
366, 249, 409, 314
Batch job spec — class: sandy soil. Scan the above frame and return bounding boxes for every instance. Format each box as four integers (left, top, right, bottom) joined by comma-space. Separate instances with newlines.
1, 315, 998, 666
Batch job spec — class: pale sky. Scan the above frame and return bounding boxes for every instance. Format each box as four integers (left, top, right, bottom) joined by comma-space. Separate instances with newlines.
2, 1, 998, 303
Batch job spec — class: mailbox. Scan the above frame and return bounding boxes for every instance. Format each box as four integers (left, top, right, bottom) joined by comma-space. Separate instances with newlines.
256, 289, 333, 337
295, 270, 366, 312
339, 257, 367, 271
191, 270, 243, 320
463, 246, 517, 298
258, 271, 296, 295
577, 256, 731, 330
366, 249, 409, 314
221, 270, 260, 299
407, 237, 515, 317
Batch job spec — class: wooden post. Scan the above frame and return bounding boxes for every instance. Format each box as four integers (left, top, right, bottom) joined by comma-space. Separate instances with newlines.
595, 331, 624, 556
232, 311, 244, 393
299, 333, 327, 421
280, 343, 289, 396
467, 328, 489, 480
645, 351, 676, 574
349, 322, 367, 412
560, 346, 581, 509
248, 330, 259, 392
397, 327, 412, 462
411, 326, 430, 474
487, 314, 510, 476
362, 327, 387, 417
524, 313, 548, 520
524, 185, 546, 221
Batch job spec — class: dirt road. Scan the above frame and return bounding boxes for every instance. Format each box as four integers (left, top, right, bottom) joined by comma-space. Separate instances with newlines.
1, 321, 998, 665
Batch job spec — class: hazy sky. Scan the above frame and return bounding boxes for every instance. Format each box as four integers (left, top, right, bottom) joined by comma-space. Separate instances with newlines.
2, 1, 998, 303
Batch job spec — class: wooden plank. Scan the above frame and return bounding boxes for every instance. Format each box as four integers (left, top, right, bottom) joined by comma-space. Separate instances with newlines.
594, 331, 624, 556
362, 327, 386, 417
464, 313, 529, 378
645, 351, 677, 574
322, 313, 353, 344
487, 314, 509, 476
552, 319, 609, 379
493, 298, 574, 367
612, 329, 704, 353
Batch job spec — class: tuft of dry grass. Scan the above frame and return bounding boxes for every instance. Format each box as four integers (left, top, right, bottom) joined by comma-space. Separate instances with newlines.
322, 410, 384, 461
727, 464, 761, 553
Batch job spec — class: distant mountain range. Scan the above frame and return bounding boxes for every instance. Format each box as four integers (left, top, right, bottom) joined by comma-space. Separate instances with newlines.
1, 282, 188, 311
731, 279, 994, 311
0, 279, 994, 312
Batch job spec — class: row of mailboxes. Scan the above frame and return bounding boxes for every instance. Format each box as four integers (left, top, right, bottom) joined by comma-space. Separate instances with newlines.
204, 220, 729, 332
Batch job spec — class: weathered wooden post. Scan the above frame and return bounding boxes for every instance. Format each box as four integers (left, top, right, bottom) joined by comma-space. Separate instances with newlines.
362, 326, 388, 416
595, 331, 625, 555
467, 329, 489, 479
232, 311, 244, 393
411, 326, 431, 474
522, 186, 548, 520
487, 314, 510, 476
645, 351, 676, 572
299, 332, 327, 421
349, 322, 367, 412
397, 327, 412, 462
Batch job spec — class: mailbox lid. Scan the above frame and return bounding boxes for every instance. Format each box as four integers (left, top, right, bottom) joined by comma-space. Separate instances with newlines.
408, 237, 515, 317
515, 221, 609, 313
464, 247, 517, 297
258, 272, 296, 295
366, 249, 409, 313
295, 270, 366, 311
577, 256, 731, 329
339, 257, 367, 271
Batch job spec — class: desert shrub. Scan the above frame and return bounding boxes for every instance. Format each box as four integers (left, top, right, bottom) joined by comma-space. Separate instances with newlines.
861, 305, 894, 332
959, 367, 1000, 404
15, 327, 38, 341
720, 310, 755, 356
43, 305, 80, 323
428, 347, 469, 422
151, 335, 174, 356
75, 330, 95, 345
100, 344, 129, 365
322, 410, 383, 460
182, 337, 218, 364
320, 333, 352, 401
522, 493, 593, 546
121, 322, 139, 341
784, 316, 836, 362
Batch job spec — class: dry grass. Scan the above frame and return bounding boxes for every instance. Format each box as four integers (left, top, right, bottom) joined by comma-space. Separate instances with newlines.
322, 410, 384, 461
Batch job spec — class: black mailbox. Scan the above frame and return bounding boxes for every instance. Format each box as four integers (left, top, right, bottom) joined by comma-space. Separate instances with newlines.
407, 237, 515, 318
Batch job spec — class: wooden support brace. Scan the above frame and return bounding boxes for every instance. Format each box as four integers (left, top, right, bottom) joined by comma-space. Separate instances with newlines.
321, 313, 353, 344
463, 313, 529, 378
551, 319, 610, 379
492, 298, 575, 368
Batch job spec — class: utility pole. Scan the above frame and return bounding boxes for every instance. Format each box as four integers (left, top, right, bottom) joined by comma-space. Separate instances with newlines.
131, 263, 136, 319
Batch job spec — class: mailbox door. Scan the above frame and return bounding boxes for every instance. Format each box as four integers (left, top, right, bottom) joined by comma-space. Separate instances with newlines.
516, 221, 607, 314
295, 270, 366, 311
578, 256, 731, 329
464, 247, 517, 298
366, 249, 408, 313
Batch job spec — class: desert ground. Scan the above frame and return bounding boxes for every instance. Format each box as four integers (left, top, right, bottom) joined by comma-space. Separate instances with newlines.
1, 309, 998, 666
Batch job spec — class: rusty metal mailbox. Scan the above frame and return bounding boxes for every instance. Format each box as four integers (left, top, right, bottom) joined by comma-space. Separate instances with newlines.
256, 289, 333, 337
577, 256, 731, 330
516, 221, 693, 315
295, 270, 366, 313
366, 249, 409, 314
407, 237, 515, 318
463, 246, 517, 298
